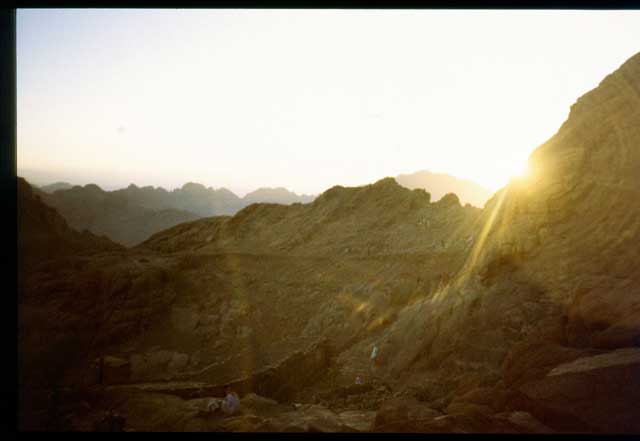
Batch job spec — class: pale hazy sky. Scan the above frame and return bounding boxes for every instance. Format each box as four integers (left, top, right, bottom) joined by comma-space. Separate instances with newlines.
16, 9, 640, 195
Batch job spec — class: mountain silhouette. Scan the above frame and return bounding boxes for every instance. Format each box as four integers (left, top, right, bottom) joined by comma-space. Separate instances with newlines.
396, 170, 492, 207
38, 181, 73, 193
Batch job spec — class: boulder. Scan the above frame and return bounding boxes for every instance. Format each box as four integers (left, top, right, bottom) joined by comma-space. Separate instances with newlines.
567, 287, 640, 350
502, 342, 598, 388
517, 347, 640, 433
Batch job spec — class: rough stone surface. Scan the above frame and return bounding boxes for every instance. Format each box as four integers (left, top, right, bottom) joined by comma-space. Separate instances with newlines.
517, 348, 640, 433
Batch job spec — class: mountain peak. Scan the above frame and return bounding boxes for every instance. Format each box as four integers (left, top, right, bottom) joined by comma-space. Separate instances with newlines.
39, 181, 73, 193
180, 182, 207, 192
437, 192, 460, 207
83, 183, 104, 193
372, 177, 399, 187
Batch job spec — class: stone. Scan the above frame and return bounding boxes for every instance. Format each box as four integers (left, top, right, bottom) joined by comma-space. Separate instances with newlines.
517, 348, 640, 433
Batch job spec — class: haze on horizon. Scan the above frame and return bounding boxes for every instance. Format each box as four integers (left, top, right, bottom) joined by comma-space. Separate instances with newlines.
16, 9, 640, 196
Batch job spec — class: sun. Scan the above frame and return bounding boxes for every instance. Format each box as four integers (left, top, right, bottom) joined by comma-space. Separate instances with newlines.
473, 158, 531, 192
510, 160, 530, 179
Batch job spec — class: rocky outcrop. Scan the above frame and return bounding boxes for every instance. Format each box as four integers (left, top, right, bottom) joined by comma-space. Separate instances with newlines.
17, 177, 123, 269
141, 176, 482, 257
178, 338, 334, 402
515, 348, 640, 433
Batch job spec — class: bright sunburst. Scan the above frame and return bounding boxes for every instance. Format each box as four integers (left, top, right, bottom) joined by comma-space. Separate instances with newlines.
508, 160, 531, 183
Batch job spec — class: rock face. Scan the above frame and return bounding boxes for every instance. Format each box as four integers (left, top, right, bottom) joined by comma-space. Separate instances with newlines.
517, 348, 640, 433
362, 51, 640, 412
142, 176, 481, 256
17, 52, 640, 433
17, 177, 123, 270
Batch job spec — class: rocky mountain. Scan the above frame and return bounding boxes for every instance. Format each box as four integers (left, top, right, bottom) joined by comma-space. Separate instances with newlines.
111, 182, 314, 216
17, 177, 123, 271
242, 187, 315, 205
18, 52, 640, 433
361, 51, 640, 432
37, 184, 202, 247
39, 181, 73, 193
38, 182, 317, 246
116, 182, 245, 217
396, 170, 492, 208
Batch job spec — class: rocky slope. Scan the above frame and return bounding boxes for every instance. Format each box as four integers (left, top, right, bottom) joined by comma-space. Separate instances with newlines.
17, 177, 123, 269
17, 52, 640, 432
396, 170, 492, 208
353, 51, 640, 432
142, 179, 479, 257
18, 176, 481, 431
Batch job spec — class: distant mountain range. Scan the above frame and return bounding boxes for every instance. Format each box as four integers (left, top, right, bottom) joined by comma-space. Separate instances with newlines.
39, 181, 73, 193
30, 181, 317, 246
396, 170, 492, 207
28, 173, 489, 246
243, 187, 315, 205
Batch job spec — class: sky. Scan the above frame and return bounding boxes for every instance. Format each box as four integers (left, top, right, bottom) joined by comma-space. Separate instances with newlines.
16, 9, 640, 196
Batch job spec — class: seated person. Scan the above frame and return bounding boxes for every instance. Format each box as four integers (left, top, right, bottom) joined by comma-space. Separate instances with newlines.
221, 387, 240, 415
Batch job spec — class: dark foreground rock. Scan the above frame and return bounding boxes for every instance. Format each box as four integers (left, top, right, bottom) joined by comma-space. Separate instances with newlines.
515, 347, 640, 433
